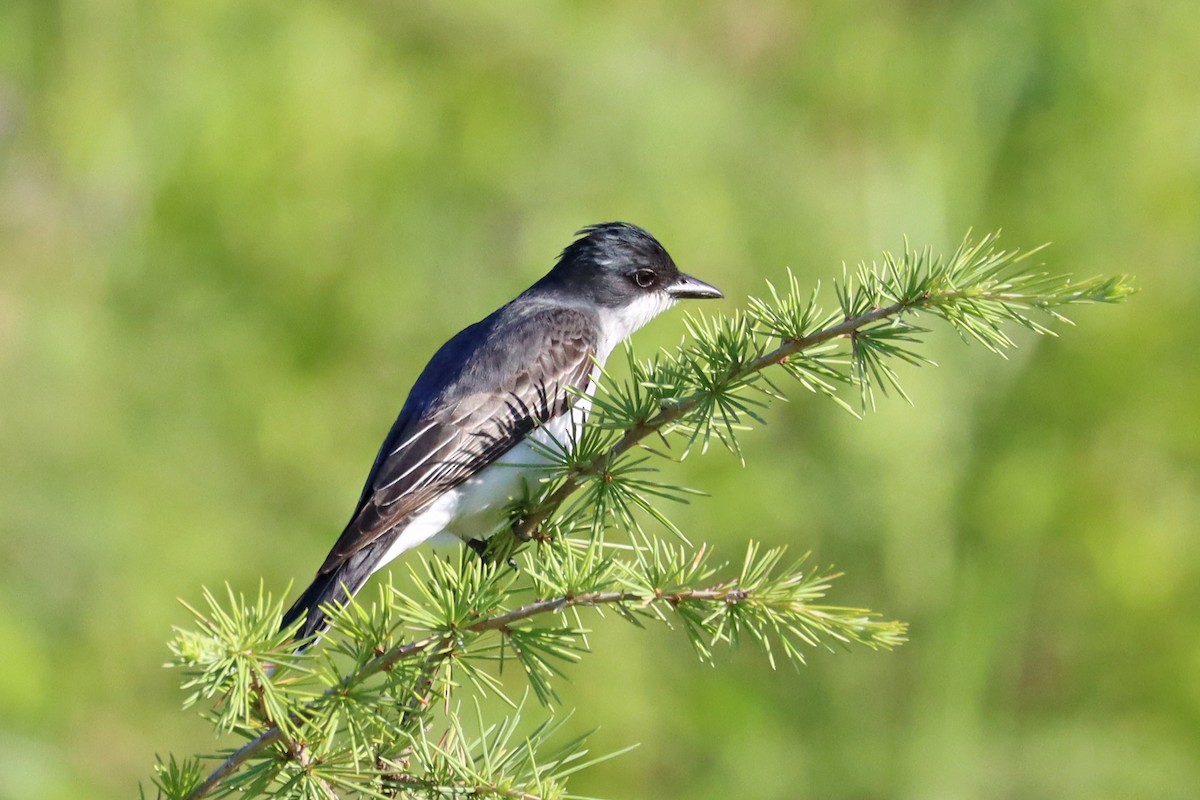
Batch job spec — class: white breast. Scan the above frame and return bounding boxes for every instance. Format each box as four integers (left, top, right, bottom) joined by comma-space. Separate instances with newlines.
373, 372, 600, 573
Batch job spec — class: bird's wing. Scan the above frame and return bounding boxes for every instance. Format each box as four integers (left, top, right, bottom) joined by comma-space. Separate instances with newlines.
317, 307, 598, 573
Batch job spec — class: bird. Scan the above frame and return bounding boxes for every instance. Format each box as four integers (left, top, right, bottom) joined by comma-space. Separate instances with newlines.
280, 222, 723, 643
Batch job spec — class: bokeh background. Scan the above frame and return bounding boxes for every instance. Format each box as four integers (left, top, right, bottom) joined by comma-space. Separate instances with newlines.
2, 2, 1197, 798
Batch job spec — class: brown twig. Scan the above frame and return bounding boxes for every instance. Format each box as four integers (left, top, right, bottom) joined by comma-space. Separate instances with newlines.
511, 300, 907, 540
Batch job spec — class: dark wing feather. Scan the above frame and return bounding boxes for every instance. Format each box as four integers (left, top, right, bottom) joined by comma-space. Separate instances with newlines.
317, 306, 598, 573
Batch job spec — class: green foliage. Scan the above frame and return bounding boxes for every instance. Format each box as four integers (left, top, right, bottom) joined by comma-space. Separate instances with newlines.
155, 549, 904, 799
150, 237, 1129, 798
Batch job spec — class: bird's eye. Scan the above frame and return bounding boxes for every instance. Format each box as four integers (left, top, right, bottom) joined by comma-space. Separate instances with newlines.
631, 269, 657, 289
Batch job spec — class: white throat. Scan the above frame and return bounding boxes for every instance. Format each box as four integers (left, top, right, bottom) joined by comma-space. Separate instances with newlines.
598, 292, 677, 361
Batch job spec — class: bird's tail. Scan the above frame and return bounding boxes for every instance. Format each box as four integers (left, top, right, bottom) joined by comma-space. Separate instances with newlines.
280, 546, 380, 647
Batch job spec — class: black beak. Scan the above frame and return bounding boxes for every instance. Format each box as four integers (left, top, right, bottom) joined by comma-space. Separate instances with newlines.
666, 273, 724, 300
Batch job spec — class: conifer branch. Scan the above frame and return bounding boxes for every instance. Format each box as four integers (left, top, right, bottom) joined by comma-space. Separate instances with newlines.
174, 552, 899, 799
508, 234, 1132, 543
508, 302, 901, 541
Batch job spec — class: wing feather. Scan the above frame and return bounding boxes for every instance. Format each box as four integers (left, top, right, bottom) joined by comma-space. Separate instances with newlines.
317, 306, 598, 572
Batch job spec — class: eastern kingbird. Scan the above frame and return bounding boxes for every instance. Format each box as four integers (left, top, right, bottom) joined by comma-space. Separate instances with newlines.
280, 222, 722, 642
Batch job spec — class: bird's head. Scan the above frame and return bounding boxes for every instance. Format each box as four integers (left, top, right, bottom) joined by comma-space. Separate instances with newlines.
535, 223, 723, 324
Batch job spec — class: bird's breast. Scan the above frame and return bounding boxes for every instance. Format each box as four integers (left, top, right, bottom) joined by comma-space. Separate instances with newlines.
372, 373, 602, 573
446, 383, 595, 541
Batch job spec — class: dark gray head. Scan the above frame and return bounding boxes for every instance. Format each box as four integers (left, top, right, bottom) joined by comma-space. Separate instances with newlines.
529, 222, 723, 308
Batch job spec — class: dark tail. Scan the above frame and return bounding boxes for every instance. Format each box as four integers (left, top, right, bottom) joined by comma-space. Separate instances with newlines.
280, 547, 379, 647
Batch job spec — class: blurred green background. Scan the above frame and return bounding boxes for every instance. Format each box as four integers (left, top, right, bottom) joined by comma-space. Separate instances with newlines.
2, 2, 1197, 798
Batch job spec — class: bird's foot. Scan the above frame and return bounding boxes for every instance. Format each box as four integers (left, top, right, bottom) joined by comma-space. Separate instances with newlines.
466, 538, 519, 572
513, 519, 554, 544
